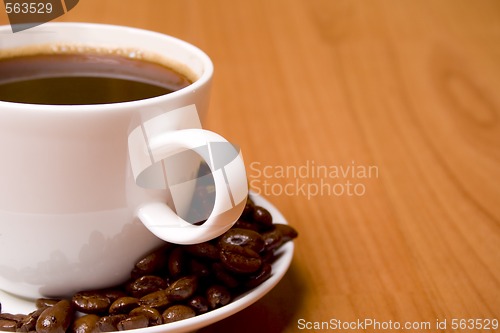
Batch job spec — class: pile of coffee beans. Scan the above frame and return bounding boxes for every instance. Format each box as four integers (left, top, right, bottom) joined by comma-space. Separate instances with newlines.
0, 196, 297, 332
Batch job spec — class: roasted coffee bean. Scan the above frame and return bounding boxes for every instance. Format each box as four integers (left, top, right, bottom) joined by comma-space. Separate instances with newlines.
252, 206, 273, 230
166, 275, 198, 302
0, 313, 26, 321
261, 228, 283, 252
184, 242, 219, 260
70, 314, 100, 333
139, 289, 170, 309
240, 196, 255, 220
206, 285, 231, 309
129, 306, 162, 326
18, 307, 46, 332
212, 262, 241, 289
36, 299, 73, 333
117, 315, 149, 331
126, 275, 167, 298
100, 289, 128, 303
72, 291, 112, 314
161, 305, 195, 324
219, 228, 265, 253
0, 313, 25, 332
188, 258, 211, 277
232, 220, 260, 232
0, 313, 26, 324
187, 296, 209, 315
244, 263, 272, 289
168, 247, 187, 277
131, 245, 170, 278
109, 297, 139, 315
0, 319, 17, 332
274, 223, 299, 243
36, 298, 61, 309
261, 249, 276, 263
97, 314, 127, 332
220, 246, 262, 274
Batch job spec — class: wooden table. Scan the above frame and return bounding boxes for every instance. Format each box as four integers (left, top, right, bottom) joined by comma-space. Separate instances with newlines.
2, 1, 499, 332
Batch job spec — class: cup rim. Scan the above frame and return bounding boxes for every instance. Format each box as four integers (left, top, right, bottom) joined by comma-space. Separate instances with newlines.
0, 22, 214, 113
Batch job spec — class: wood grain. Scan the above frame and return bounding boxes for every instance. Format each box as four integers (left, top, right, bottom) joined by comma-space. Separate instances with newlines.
1, 0, 498, 332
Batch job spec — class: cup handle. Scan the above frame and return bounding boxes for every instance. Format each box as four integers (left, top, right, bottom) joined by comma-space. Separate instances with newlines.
134, 128, 248, 244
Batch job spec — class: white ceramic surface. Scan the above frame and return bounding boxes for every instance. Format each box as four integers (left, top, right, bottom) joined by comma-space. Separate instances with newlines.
0, 193, 294, 333
0, 23, 247, 299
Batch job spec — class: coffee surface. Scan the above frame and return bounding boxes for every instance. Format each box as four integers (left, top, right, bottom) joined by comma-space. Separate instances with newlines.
0, 53, 192, 105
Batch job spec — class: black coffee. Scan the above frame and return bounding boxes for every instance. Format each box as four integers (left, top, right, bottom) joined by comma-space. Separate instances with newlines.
0, 53, 192, 105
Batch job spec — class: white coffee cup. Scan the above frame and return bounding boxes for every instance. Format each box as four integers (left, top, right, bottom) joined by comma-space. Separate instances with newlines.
0, 23, 248, 299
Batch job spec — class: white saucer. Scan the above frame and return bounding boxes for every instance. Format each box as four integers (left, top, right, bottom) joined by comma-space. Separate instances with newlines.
0, 193, 294, 333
